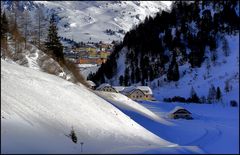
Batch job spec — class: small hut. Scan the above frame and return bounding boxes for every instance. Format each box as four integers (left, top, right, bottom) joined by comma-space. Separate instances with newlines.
86, 80, 96, 89
168, 106, 193, 120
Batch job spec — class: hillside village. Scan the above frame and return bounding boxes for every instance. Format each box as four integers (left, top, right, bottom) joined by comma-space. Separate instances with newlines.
63, 42, 113, 65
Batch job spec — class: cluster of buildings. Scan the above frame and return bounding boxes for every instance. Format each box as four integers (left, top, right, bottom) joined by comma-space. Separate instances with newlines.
64, 42, 113, 65
87, 81, 193, 120
94, 83, 193, 119
95, 83, 153, 101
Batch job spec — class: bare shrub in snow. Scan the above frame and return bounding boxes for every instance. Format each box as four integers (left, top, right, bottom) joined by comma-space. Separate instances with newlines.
224, 80, 231, 93
64, 59, 90, 87
69, 127, 77, 143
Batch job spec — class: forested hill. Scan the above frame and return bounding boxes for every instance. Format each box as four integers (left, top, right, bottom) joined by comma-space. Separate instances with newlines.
89, 1, 239, 86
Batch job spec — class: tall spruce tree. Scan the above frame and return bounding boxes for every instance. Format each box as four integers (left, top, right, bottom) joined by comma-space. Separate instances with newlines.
207, 84, 217, 103
216, 86, 222, 101
190, 86, 200, 103
45, 14, 63, 61
167, 52, 179, 81
124, 67, 129, 86
1, 11, 9, 39
119, 75, 124, 86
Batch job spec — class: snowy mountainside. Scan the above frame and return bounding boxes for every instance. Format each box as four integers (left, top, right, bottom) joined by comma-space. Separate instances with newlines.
107, 34, 239, 104
1, 1, 172, 43
152, 35, 239, 104
1, 60, 200, 153
90, 1, 239, 105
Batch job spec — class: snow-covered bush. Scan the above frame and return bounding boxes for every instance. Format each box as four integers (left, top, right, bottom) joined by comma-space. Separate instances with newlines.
230, 100, 238, 107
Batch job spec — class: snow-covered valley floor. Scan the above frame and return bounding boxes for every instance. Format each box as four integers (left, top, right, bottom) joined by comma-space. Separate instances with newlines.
96, 91, 239, 154
139, 101, 239, 154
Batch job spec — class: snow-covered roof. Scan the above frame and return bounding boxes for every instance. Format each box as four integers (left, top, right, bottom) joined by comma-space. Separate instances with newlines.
120, 86, 146, 96
136, 86, 153, 95
96, 83, 112, 90
113, 86, 125, 92
121, 86, 136, 94
86, 80, 96, 87
168, 106, 191, 115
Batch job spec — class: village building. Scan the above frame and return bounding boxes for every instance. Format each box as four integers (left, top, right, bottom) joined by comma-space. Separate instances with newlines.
96, 83, 117, 92
99, 43, 113, 51
136, 86, 153, 100
78, 58, 106, 64
79, 50, 88, 58
168, 106, 193, 120
112, 86, 154, 100
88, 50, 97, 58
121, 86, 146, 101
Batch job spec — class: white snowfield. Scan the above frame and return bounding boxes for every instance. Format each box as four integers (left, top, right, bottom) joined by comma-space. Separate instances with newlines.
1, 60, 201, 154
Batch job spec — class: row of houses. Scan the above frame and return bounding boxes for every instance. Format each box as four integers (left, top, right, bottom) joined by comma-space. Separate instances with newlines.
95, 83, 153, 101
88, 82, 193, 120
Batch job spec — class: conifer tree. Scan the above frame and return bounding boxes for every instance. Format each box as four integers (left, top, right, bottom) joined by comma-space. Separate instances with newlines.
222, 37, 230, 57
216, 87, 222, 101
45, 14, 63, 61
1, 11, 9, 39
190, 86, 200, 103
167, 52, 179, 81
207, 84, 217, 103
224, 80, 230, 93
135, 67, 140, 83
124, 67, 129, 86
119, 75, 124, 86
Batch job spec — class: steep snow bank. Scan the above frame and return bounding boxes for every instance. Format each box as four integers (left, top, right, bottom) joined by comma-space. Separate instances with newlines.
95, 91, 172, 126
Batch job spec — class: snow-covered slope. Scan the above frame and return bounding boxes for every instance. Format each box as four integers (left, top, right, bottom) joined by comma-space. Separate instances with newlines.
1, 1, 172, 43
1, 60, 201, 154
